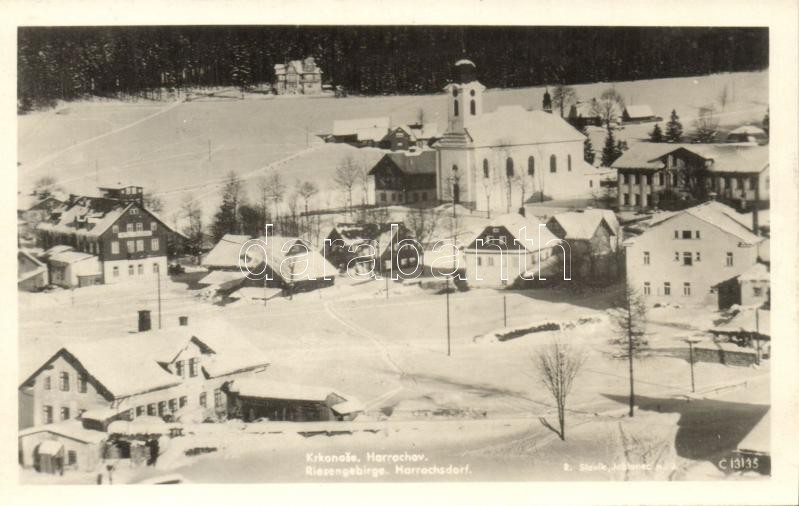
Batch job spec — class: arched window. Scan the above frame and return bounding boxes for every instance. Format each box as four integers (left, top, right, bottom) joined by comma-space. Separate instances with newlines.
452, 164, 459, 176
527, 156, 535, 176
483, 159, 489, 178
550, 154, 557, 173
452, 88, 458, 97
470, 100, 476, 116
567, 154, 572, 171
454, 100, 459, 117
506, 158, 514, 178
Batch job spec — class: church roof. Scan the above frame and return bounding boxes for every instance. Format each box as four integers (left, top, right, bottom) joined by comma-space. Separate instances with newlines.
463, 106, 585, 147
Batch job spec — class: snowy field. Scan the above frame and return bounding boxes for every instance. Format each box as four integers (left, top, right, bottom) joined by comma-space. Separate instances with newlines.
18, 71, 768, 223
18, 275, 770, 482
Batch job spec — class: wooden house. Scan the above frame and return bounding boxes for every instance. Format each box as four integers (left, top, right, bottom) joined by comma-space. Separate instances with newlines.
368, 150, 437, 206
546, 209, 622, 280
323, 223, 421, 276
35, 185, 185, 286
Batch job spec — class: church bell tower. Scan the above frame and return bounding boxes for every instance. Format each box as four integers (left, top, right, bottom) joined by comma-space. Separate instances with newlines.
444, 59, 485, 133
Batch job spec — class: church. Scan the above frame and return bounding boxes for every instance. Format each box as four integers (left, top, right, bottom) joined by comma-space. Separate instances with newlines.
434, 60, 601, 214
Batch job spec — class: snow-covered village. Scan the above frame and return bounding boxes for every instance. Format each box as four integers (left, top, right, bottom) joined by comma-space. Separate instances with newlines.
16, 26, 774, 485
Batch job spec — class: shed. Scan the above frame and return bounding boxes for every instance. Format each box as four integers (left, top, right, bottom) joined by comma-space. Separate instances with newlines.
19, 421, 106, 473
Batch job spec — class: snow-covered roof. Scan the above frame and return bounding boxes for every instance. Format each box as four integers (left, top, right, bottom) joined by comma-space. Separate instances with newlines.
331, 399, 365, 415
409, 123, 439, 139
730, 125, 766, 136
465, 213, 561, 252
612, 143, 768, 174
371, 150, 437, 176
644, 201, 762, 246
21, 322, 270, 399
202, 234, 260, 270
549, 209, 619, 240
738, 262, 770, 283
462, 106, 585, 147
624, 104, 655, 119
356, 126, 389, 142
228, 378, 343, 402
18, 420, 107, 444
108, 416, 177, 436
198, 269, 248, 287
570, 100, 600, 119
333, 117, 390, 137
48, 251, 98, 266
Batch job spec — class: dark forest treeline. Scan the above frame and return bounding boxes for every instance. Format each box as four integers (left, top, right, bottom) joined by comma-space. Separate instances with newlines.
18, 26, 768, 110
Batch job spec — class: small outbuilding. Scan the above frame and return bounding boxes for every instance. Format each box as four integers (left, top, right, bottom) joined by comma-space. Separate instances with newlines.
19, 421, 107, 474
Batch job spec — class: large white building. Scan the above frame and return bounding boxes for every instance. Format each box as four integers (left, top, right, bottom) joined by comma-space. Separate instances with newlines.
624, 201, 766, 306
434, 60, 601, 215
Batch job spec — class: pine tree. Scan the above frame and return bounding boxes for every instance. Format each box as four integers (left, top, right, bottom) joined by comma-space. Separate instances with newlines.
665, 109, 683, 143
212, 171, 245, 241
649, 123, 663, 142
579, 124, 595, 164
601, 125, 618, 167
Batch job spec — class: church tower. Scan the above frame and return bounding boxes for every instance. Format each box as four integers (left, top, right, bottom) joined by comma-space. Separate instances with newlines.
542, 87, 553, 113
443, 59, 486, 133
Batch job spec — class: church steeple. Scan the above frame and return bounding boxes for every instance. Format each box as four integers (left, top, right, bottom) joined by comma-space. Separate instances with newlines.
542, 87, 553, 113
444, 59, 486, 133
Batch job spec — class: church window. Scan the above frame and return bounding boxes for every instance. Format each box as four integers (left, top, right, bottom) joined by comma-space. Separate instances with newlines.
470, 100, 476, 115
483, 159, 489, 178
506, 158, 514, 178
550, 155, 557, 173
567, 154, 572, 171
470, 89, 475, 96
527, 157, 535, 176
454, 100, 459, 117
452, 88, 458, 97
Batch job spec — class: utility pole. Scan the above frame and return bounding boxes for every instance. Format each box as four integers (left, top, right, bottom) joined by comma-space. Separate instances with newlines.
445, 275, 451, 357
685, 337, 701, 393
755, 309, 761, 365
157, 268, 162, 329
628, 329, 634, 417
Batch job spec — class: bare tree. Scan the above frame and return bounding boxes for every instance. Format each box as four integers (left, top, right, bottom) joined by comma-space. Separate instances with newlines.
535, 339, 586, 440
693, 105, 720, 143
143, 193, 164, 213
416, 107, 426, 125
591, 88, 625, 127
609, 283, 649, 417
482, 176, 494, 219
552, 84, 577, 118
405, 206, 440, 247
334, 155, 361, 214
514, 174, 531, 213
296, 180, 319, 217
261, 173, 286, 223
358, 165, 370, 207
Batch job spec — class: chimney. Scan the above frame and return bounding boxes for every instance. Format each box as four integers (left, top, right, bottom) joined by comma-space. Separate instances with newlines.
179, 316, 189, 327
138, 310, 151, 332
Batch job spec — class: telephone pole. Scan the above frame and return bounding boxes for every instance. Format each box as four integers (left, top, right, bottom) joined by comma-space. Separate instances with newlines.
156, 269, 162, 329
445, 276, 451, 357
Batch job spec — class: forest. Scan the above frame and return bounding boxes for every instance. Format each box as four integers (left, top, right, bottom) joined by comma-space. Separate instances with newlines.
18, 26, 768, 110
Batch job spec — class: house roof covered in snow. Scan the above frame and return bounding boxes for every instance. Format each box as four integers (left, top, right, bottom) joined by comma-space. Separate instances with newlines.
369, 150, 437, 176
569, 100, 601, 119
227, 378, 360, 411
738, 262, 770, 283
712, 308, 770, 337
333, 117, 390, 137
202, 234, 259, 270
639, 201, 762, 246
18, 420, 108, 444
729, 125, 766, 136
612, 143, 769, 174
19, 322, 270, 399
48, 250, 98, 266
460, 106, 585, 148
548, 209, 619, 240
624, 104, 655, 119
464, 213, 560, 252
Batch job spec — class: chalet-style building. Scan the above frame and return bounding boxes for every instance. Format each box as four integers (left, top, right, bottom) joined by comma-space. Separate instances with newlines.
622, 105, 659, 123
202, 234, 336, 294
546, 209, 622, 280
35, 185, 185, 287
613, 144, 769, 211
225, 378, 363, 422
463, 213, 562, 288
19, 318, 270, 429
322, 223, 421, 276
567, 99, 603, 129
368, 150, 437, 205
329, 117, 390, 147
18, 193, 64, 224
435, 60, 601, 214
380, 123, 440, 151
273, 57, 323, 95
624, 201, 765, 305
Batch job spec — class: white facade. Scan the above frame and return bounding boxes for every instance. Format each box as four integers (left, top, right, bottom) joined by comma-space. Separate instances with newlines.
625, 207, 763, 306
464, 248, 559, 289
435, 61, 600, 214
103, 256, 167, 285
